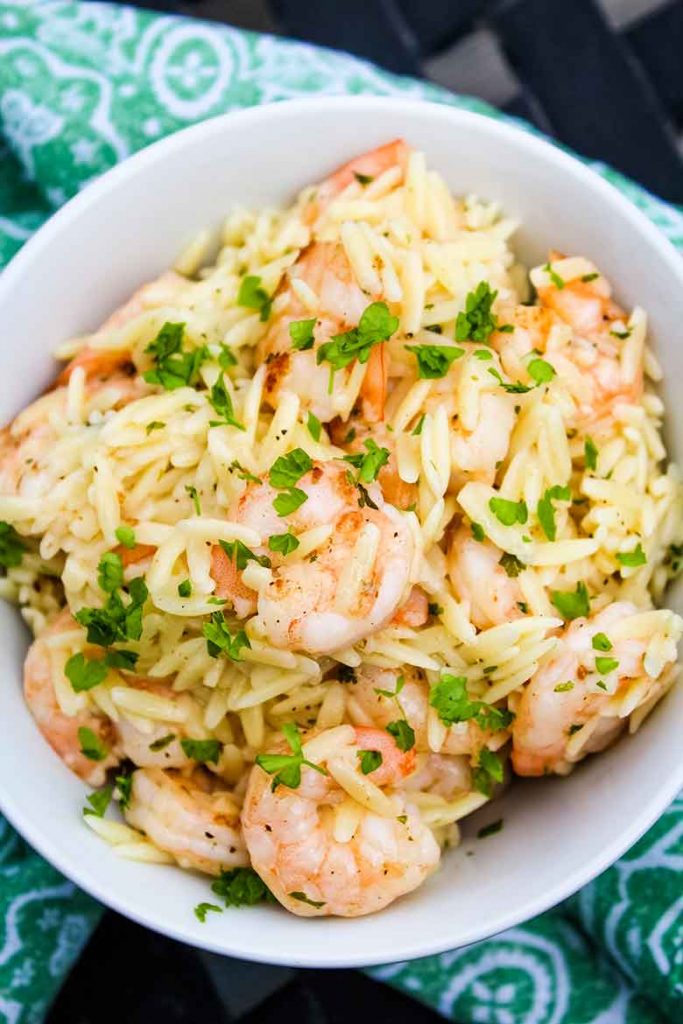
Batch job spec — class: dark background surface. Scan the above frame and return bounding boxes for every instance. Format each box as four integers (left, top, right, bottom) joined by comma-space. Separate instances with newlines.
48, 1, 683, 1020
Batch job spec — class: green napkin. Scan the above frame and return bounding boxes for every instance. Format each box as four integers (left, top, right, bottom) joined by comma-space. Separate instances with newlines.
0, 3, 681, 1021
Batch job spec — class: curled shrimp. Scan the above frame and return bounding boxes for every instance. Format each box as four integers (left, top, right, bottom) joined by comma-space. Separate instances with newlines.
0, 366, 143, 500
348, 664, 495, 758
259, 241, 381, 422
493, 258, 642, 427
57, 270, 187, 385
211, 459, 414, 654
242, 724, 439, 917
511, 602, 676, 776
124, 767, 248, 875
447, 526, 524, 630
23, 611, 119, 786
302, 139, 409, 227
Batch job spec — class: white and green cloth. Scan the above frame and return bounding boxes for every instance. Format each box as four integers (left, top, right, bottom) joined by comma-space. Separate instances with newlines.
0, 3, 681, 1021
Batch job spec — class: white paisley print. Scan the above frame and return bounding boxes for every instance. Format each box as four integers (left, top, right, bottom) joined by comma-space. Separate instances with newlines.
0, 3, 682, 1022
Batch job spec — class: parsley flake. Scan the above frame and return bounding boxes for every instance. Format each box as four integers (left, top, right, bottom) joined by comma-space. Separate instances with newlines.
455, 282, 500, 343
405, 344, 464, 379
289, 318, 316, 351
554, 682, 574, 693
550, 581, 590, 620
195, 902, 222, 923
429, 674, 512, 732
78, 727, 108, 762
273, 487, 308, 517
178, 579, 192, 598
255, 722, 327, 791
269, 448, 312, 489
65, 653, 109, 693
289, 891, 326, 908
471, 522, 486, 542
83, 786, 112, 818
237, 275, 272, 322
343, 438, 390, 482
543, 261, 565, 289
595, 657, 619, 675
211, 867, 275, 907
584, 437, 598, 471
143, 322, 207, 391
477, 819, 503, 839
472, 748, 504, 797
592, 632, 612, 652
203, 613, 251, 660
180, 738, 222, 764
499, 552, 526, 577
317, 302, 398, 381
0, 522, 25, 569
219, 539, 270, 572
527, 357, 555, 385
489, 496, 528, 527
208, 374, 245, 430
268, 531, 300, 556
115, 526, 136, 550
307, 411, 322, 442
617, 543, 646, 568
386, 719, 415, 753
537, 484, 571, 542
357, 749, 383, 775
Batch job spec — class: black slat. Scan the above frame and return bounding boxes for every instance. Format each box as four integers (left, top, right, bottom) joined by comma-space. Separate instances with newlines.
269, 0, 421, 74
491, 0, 683, 202
626, 0, 683, 123
395, 0, 486, 54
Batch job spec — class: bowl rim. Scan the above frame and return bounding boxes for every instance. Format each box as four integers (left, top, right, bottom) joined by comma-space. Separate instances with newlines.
1, 95, 682, 967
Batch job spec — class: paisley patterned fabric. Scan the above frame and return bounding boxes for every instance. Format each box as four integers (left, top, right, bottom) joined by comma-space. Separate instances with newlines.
0, 3, 681, 1021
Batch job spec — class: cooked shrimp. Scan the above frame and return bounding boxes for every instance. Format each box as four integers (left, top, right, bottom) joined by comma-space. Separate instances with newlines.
447, 526, 524, 630
259, 241, 381, 422
403, 752, 472, 800
303, 139, 409, 226
492, 260, 641, 426
124, 767, 248, 875
242, 724, 439, 917
349, 665, 494, 757
391, 585, 430, 628
58, 271, 186, 384
512, 602, 666, 776
0, 367, 143, 500
23, 611, 119, 786
329, 416, 417, 510
115, 680, 196, 771
212, 460, 414, 654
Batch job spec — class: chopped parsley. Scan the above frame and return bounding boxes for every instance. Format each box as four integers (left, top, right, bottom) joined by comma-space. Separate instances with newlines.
386, 719, 416, 753
203, 613, 250, 660
455, 282, 502, 344
185, 485, 201, 516
65, 653, 109, 693
78, 727, 108, 762
289, 318, 316, 351
489, 496, 528, 527
273, 487, 308, 517
0, 522, 25, 570
218, 344, 238, 370
477, 819, 503, 839
316, 301, 398, 382
307, 411, 322, 442
237, 275, 272, 322
269, 448, 312, 489
357, 749, 383, 775
143, 322, 206, 391
428, 602, 443, 616
568, 723, 583, 736
429, 674, 513, 732
98, 551, 124, 593
289, 891, 326, 908
405, 344, 464, 379
114, 765, 134, 809
584, 436, 598, 471
219, 539, 270, 572
145, 421, 165, 435
550, 581, 590, 620
595, 657, 619, 675
472, 748, 504, 797
353, 171, 373, 185
149, 733, 175, 752
581, 272, 599, 283
537, 484, 571, 542
255, 722, 327, 791
487, 367, 532, 394
473, 348, 494, 361
195, 902, 222, 923
343, 438, 390, 482
616, 543, 646, 568
610, 327, 632, 340
229, 460, 260, 484
543, 261, 565, 289
554, 682, 574, 693
208, 374, 245, 430
471, 522, 486, 542
211, 867, 275, 907
411, 414, 425, 436
499, 552, 526, 578
115, 525, 136, 550
592, 632, 612, 652
180, 738, 222, 764
177, 579, 192, 598
75, 573, 148, 648
527, 357, 555, 385
83, 785, 112, 818
268, 531, 300, 556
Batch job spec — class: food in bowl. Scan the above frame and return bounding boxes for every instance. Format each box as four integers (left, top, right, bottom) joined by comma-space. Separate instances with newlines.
1, 140, 680, 920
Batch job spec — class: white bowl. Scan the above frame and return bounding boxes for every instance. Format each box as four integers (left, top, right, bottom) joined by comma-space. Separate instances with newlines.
0, 97, 681, 968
